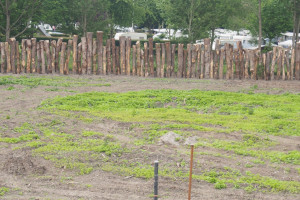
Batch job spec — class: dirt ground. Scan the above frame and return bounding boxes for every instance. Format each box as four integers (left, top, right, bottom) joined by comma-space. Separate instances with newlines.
0, 75, 299, 200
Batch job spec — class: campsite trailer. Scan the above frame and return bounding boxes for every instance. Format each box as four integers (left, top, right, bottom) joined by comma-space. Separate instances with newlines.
114, 32, 147, 41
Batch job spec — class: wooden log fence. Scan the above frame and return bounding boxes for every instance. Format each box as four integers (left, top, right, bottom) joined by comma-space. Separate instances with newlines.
0, 34, 299, 81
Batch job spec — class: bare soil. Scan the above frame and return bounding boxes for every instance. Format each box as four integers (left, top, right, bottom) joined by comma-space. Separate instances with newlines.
0, 75, 299, 200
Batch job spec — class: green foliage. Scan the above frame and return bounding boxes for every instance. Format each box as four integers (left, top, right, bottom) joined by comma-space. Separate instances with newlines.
0, 187, 9, 196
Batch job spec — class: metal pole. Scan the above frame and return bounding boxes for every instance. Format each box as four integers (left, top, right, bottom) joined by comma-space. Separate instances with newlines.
154, 160, 159, 200
188, 145, 194, 200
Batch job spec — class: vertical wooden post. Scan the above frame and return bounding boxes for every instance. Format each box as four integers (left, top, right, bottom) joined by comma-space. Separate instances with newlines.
81, 37, 87, 74
214, 41, 220, 79
16, 41, 20, 74
26, 40, 31, 73
295, 42, 300, 80
73, 35, 78, 74
183, 49, 188, 78
136, 41, 141, 76
4, 42, 10, 73
244, 50, 249, 79
149, 38, 154, 76
285, 50, 291, 80
204, 38, 211, 78
40, 41, 46, 74
166, 42, 171, 78
171, 44, 176, 77
55, 38, 63, 72
87, 32, 93, 75
234, 49, 239, 79
282, 49, 286, 80
77, 43, 82, 74
262, 53, 267, 79
1, 43, 5, 73
126, 37, 131, 76
31, 38, 37, 73
230, 45, 234, 79
44, 40, 51, 73
116, 46, 120, 75
112, 38, 116, 75
132, 45, 136, 76
249, 51, 255, 80
144, 42, 149, 77
177, 44, 183, 78
64, 40, 72, 75
265, 51, 271, 80
141, 49, 145, 77
93, 39, 97, 75
276, 48, 282, 80
270, 47, 276, 80
60, 42, 67, 75
36, 42, 41, 74
291, 48, 295, 80
106, 39, 111, 74
200, 47, 205, 79
103, 46, 107, 75
10, 38, 16, 74
155, 43, 161, 77
161, 43, 165, 78
225, 44, 230, 79
210, 51, 214, 79
97, 31, 103, 75
51, 40, 56, 74
196, 44, 201, 78
186, 44, 191, 78
237, 41, 244, 79
219, 49, 225, 79
120, 36, 126, 75
21, 40, 26, 73
191, 45, 197, 78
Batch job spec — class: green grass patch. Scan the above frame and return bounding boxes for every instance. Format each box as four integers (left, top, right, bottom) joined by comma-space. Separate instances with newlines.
0, 187, 9, 196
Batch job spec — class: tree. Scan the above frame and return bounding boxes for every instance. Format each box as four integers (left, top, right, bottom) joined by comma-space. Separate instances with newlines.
0, 0, 41, 41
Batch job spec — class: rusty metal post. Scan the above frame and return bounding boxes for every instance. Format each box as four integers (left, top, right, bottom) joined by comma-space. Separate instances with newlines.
188, 145, 194, 200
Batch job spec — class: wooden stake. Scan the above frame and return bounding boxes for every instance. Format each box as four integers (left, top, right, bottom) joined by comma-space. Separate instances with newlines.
191, 45, 197, 78
277, 48, 282, 80
37, 42, 41, 74
64, 40, 73, 75
200, 48, 205, 79
132, 45, 136, 76
186, 44, 191, 78
177, 44, 183, 78
55, 38, 63, 72
155, 43, 161, 77
120, 36, 126, 75
183, 49, 188, 78
106, 39, 111, 74
204, 38, 211, 78
87, 32, 93, 75
41, 41, 46, 74
97, 32, 103, 75
93, 39, 97, 75
270, 47, 277, 80
244, 50, 249, 79
144, 42, 149, 77
126, 37, 131, 75
44, 40, 51, 73
141, 49, 145, 77
112, 38, 116, 74
214, 41, 220, 79
196, 44, 201, 78
51, 40, 56, 74
21, 40, 26, 73
81, 37, 87, 74
282, 49, 286, 80
31, 38, 37, 73
116, 46, 120, 75
188, 145, 194, 200
4, 42, 10, 73
10, 38, 16, 74
77, 43, 82, 74
72, 35, 78, 74
291, 48, 295, 80
161, 43, 165, 78
285, 50, 291, 80
166, 42, 171, 78
219, 49, 224, 79
171, 44, 176, 77
295, 42, 300, 80
60, 42, 67, 75
1, 42, 5, 73
16, 41, 20, 74
103, 46, 107, 75
26, 40, 31, 73
210, 51, 214, 79
149, 38, 154, 76
136, 41, 141, 76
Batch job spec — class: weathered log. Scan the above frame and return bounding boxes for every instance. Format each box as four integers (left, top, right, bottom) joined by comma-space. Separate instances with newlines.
93, 39, 97, 75
73, 35, 78, 74
21, 40, 26, 73
262, 53, 267, 79
40, 41, 46, 74
214, 40, 220, 79
16, 41, 20, 74
282, 49, 286, 80
229, 44, 234, 79
112, 38, 116, 74
204, 38, 211, 78
59, 42, 67, 75
126, 37, 131, 75
149, 38, 154, 76
10, 38, 16, 74
51, 40, 56, 74
44, 40, 51, 73
277, 48, 282, 80
31, 38, 37, 73
210, 51, 214, 79
183, 49, 188, 78
26, 40, 32, 73
132, 45, 136, 76
155, 43, 161, 77
295, 42, 300, 80
64, 40, 73, 75
77, 43, 82, 74
291, 48, 295, 80
97, 31, 103, 75
270, 47, 277, 80
36, 42, 41, 74
171, 44, 176, 77
141, 49, 145, 77
144, 42, 149, 77
237, 41, 244, 79
55, 38, 63, 72
285, 50, 291, 80
120, 36, 126, 75
103, 46, 107, 75
191, 45, 197, 78
266, 51, 271, 80
234, 49, 239, 79
196, 44, 201, 78
177, 44, 184, 78
186, 44, 191, 78
81, 37, 87, 74
1, 43, 5, 73
200, 48, 205, 79
219, 49, 225, 79
161, 43, 165, 78
106, 39, 111, 74
116, 46, 120, 75
136, 41, 141, 76
87, 32, 93, 75
166, 42, 171, 78
5, 42, 10, 73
